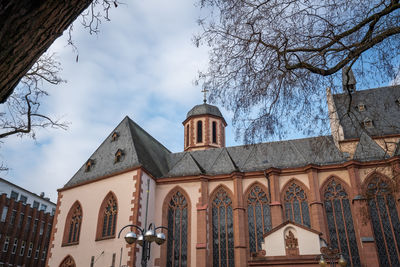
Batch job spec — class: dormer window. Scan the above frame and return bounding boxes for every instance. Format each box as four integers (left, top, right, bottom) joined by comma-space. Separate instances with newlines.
114, 149, 124, 163
85, 159, 94, 172
396, 98, 400, 106
111, 132, 119, 142
357, 103, 366, 112
363, 118, 373, 128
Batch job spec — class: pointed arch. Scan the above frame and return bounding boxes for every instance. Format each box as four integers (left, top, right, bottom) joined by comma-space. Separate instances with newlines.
62, 201, 83, 245
281, 179, 311, 227
160, 186, 191, 267
59, 254, 76, 267
244, 182, 271, 253
362, 172, 400, 266
209, 184, 235, 267
321, 176, 361, 267
96, 191, 118, 240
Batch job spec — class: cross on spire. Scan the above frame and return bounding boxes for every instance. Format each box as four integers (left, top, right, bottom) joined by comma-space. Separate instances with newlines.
201, 88, 209, 103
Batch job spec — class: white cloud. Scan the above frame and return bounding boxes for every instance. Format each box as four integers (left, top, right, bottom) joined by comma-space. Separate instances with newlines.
1, 0, 239, 202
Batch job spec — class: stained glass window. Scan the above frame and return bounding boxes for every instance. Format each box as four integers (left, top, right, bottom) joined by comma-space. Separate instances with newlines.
167, 191, 188, 267
366, 176, 400, 266
283, 182, 310, 227
101, 194, 118, 237
247, 185, 271, 253
212, 188, 234, 267
64, 202, 82, 244
323, 179, 360, 267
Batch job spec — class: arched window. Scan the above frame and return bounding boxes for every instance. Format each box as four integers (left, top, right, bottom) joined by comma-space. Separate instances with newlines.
96, 193, 118, 239
366, 175, 400, 266
323, 179, 360, 267
186, 125, 189, 147
166, 191, 188, 267
247, 184, 271, 253
283, 182, 310, 227
197, 121, 203, 143
62, 202, 82, 245
212, 188, 234, 267
59, 255, 76, 267
212, 121, 217, 143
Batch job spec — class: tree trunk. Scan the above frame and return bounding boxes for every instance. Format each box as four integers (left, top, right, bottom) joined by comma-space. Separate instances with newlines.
0, 0, 92, 103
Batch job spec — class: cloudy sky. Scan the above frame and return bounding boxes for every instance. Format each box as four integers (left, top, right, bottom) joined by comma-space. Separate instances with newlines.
1, 1, 241, 202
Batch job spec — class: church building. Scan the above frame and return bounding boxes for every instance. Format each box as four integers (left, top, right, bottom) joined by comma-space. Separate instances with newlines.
47, 84, 400, 267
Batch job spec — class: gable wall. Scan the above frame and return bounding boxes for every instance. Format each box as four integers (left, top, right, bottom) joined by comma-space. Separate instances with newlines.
47, 170, 138, 267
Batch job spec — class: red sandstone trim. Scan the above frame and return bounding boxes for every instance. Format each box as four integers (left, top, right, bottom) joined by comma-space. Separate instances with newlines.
46, 192, 63, 267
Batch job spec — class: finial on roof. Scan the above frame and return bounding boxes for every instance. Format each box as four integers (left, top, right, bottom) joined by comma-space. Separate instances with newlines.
201, 88, 209, 103
342, 67, 356, 93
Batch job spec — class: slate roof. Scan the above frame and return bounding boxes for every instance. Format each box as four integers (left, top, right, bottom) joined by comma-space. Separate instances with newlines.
186, 103, 224, 120
333, 85, 400, 139
63, 86, 400, 188
64, 116, 171, 188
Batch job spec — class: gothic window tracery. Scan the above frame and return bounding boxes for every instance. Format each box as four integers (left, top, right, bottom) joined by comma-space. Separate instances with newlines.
283, 182, 310, 227
63, 202, 82, 245
212, 188, 234, 267
59, 255, 76, 267
366, 175, 400, 267
100, 194, 118, 238
323, 179, 360, 267
247, 185, 271, 253
166, 191, 188, 267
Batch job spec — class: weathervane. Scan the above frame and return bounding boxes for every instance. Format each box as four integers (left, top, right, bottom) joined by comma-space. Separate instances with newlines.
201, 88, 209, 103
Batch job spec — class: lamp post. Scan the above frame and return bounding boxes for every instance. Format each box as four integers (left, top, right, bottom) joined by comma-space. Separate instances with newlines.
118, 179, 168, 267
118, 223, 167, 267
318, 246, 347, 267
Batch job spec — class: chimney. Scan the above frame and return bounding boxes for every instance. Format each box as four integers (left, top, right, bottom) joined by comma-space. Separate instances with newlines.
40, 192, 45, 197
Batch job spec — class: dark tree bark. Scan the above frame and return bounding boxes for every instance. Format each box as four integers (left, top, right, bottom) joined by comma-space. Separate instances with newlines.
0, 0, 92, 103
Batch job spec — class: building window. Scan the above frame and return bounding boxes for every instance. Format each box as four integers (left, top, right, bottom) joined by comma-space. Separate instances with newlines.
3, 237, 9, 252
52, 208, 56, 216
212, 188, 234, 267
111, 253, 116, 267
27, 243, 33, 258
166, 191, 188, 267
197, 121, 203, 143
40, 222, 45, 235
247, 185, 271, 253
11, 238, 18, 254
25, 216, 32, 233
111, 131, 119, 141
33, 219, 38, 233
283, 182, 310, 227
186, 125, 189, 147
33, 201, 40, 209
20, 241, 25, 256
18, 213, 24, 228
63, 202, 83, 245
10, 191, 18, 200
366, 175, 400, 266
323, 179, 360, 267
34, 245, 40, 259
98, 193, 118, 238
363, 118, 373, 128
114, 149, 124, 163
90, 256, 95, 267
10, 209, 17, 225
40, 204, 47, 211
1, 206, 8, 222
41, 247, 47, 261
212, 121, 217, 143
60, 255, 76, 267
85, 159, 95, 172
19, 195, 27, 204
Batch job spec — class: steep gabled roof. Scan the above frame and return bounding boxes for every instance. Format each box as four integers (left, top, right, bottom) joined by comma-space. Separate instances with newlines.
333, 85, 400, 139
63, 116, 170, 188
167, 153, 204, 177
353, 132, 388, 161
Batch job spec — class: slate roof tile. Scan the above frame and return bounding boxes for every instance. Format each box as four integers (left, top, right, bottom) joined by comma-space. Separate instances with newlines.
353, 132, 388, 161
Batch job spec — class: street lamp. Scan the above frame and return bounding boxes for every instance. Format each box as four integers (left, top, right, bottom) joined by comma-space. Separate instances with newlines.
319, 246, 347, 267
118, 223, 168, 267
117, 179, 168, 267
